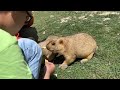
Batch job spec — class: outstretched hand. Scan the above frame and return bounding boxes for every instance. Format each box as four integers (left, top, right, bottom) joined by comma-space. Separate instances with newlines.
43, 60, 55, 79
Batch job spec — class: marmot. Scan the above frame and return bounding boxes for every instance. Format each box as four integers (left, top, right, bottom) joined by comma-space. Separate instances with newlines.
46, 33, 98, 70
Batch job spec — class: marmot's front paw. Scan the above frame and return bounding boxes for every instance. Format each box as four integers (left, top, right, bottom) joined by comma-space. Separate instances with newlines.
59, 64, 68, 70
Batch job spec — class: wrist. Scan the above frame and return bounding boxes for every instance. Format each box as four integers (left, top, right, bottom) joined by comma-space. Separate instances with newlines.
44, 72, 50, 79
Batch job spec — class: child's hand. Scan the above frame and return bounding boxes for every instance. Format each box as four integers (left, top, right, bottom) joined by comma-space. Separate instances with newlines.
43, 60, 55, 79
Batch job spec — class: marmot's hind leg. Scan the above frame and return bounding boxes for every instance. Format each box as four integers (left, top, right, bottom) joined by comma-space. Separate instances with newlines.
80, 52, 94, 63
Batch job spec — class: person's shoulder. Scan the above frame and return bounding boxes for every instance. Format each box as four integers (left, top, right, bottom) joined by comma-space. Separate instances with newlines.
0, 28, 14, 37
0, 28, 17, 52
0, 28, 16, 42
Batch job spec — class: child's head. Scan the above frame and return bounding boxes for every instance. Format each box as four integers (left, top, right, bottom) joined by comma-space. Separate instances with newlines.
0, 11, 32, 35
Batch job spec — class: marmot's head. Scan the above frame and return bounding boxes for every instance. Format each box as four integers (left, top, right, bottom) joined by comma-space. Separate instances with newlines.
46, 38, 67, 54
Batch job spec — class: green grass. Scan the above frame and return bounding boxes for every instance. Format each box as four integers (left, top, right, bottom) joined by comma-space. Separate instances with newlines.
33, 11, 120, 79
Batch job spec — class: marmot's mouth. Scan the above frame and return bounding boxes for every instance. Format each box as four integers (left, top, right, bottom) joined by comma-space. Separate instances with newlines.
42, 47, 46, 49
50, 49, 55, 52
50, 50, 57, 53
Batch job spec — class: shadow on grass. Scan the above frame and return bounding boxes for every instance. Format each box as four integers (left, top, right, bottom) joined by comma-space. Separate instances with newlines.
50, 75, 57, 79
53, 55, 83, 65
53, 55, 65, 64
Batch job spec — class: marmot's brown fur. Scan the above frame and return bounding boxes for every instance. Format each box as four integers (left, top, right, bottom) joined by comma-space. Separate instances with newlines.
46, 33, 98, 70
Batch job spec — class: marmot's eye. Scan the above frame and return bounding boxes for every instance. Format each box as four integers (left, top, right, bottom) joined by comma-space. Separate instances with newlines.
52, 42, 55, 45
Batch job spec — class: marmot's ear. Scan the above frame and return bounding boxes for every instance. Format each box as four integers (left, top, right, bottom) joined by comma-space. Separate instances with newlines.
59, 39, 64, 44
